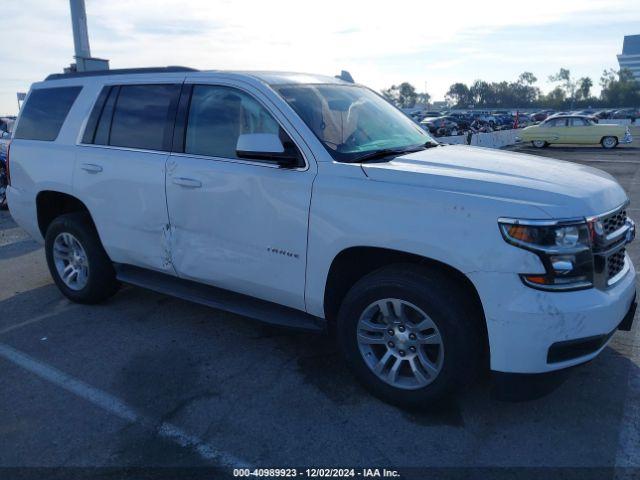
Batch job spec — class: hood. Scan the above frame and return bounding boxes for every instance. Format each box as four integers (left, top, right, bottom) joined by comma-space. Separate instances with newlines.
361, 145, 627, 218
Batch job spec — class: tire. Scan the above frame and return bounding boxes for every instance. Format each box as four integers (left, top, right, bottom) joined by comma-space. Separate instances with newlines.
45, 212, 119, 304
336, 264, 483, 408
532, 140, 548, 148
601, 136, 618, 149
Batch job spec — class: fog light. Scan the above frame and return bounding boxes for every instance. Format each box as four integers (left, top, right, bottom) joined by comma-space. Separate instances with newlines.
551, 257, 574, 274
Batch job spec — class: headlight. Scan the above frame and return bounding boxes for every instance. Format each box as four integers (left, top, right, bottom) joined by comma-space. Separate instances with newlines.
498, 218, 594, 291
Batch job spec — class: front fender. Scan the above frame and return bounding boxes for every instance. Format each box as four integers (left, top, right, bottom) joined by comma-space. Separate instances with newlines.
304, 164, 546, 317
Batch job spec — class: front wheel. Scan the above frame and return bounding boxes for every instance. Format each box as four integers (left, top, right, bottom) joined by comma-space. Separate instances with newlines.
601, 136, 618, 149
336, 265, 483, 408
45, 212, 119, 304
532, 140, 548, 148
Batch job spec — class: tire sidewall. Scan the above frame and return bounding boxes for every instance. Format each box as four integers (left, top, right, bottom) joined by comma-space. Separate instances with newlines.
337, 271, 476, 407
45, 214, 116, 303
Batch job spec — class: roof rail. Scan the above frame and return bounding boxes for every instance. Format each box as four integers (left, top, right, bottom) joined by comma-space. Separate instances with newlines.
45, 66, 198, 81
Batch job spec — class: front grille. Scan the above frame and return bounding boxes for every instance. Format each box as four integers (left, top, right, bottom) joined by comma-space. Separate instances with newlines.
602, 209, 627, 235
607, 248, 626, 279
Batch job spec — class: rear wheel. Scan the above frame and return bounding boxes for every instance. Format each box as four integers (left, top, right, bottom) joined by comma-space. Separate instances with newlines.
45, 213, 119, 304
336, 264, 483, 408
601, 136, 618, 149
532, 140, 548, 148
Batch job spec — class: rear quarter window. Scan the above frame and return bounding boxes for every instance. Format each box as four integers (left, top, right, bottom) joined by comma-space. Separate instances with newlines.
14, 86, 82, 141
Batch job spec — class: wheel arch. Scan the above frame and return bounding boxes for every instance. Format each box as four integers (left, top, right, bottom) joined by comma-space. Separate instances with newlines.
323, 246, 487, 354
35, 190, 94, 238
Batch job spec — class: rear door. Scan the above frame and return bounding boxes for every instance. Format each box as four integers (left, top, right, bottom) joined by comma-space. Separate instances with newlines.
165, 79, 317, 310
74, 81, 181, 273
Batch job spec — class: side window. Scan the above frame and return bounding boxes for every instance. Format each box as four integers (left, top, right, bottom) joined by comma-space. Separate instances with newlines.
184, 85, 283, 159
568, 117, 586, 126
14, 86, 82, 141
109, 84, 180, 151
547, 118, 566, 127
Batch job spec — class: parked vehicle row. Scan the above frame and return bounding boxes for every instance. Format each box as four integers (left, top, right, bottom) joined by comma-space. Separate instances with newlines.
409, 107, 638, 136
418, 110, 530, 137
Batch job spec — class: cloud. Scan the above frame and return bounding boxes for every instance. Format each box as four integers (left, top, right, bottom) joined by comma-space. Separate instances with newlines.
0, 0, 639, 112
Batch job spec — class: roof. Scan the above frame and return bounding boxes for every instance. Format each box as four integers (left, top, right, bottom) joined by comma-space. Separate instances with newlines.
244, 71, 349, 85
622, 35, 640, 55
44, 67, 351, 86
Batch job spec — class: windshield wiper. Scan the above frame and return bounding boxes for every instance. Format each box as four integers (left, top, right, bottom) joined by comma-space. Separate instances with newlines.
349, 148, 414, 163
348, 141, 441, 164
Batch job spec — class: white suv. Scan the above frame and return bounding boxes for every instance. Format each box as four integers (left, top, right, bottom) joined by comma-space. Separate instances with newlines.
7, 67, 637, 406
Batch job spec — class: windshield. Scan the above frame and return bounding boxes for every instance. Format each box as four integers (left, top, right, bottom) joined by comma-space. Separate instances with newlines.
274, 84, 434, 162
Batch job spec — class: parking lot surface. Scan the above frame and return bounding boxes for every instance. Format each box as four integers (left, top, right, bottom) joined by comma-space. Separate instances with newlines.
1, 129, 639, 477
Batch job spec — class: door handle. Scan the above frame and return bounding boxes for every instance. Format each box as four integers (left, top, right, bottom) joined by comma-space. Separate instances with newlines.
172, 177, 202, 188
80, 163, 103, 173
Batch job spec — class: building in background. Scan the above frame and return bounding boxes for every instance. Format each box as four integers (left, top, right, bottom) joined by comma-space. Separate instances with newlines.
617, 35, 640, 81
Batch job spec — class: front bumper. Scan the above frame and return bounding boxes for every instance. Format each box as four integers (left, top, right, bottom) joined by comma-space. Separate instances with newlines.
467, 257, 636, 374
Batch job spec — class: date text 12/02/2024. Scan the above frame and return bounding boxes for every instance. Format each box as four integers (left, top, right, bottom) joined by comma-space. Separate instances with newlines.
233, 468, 401, 478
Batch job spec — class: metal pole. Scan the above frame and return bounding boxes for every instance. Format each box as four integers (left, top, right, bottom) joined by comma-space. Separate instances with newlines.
69, 0, 91, 70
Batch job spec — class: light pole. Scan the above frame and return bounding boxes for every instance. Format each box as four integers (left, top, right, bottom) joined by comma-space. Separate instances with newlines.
67, 0, 109, 72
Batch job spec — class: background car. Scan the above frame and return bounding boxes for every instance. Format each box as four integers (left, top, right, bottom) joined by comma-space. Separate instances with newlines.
530, 110, 555, 122
420, 117, 460, 136
519, 115, 632, 149
611, 108, 639, 120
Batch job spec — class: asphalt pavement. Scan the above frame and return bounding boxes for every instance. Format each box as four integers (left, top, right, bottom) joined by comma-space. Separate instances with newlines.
0, 130, 639, 479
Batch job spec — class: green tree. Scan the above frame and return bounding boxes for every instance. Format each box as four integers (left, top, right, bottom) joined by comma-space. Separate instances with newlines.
576, 77, 593, 102
600, 68, 640, 107
445, 82, 472, 107
518, 72, 538, 86
416, 91, 431, 106
381, 82, 420, 108
540, 87, 567, 109
470, 80, 493, 106
548, 68, 577, 108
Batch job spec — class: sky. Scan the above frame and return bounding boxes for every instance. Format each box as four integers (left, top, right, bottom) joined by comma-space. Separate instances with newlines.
1, 0, 639, 114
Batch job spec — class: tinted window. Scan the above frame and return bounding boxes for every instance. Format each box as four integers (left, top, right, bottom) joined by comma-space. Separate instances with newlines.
109, 84, 179, 151
14, 86, 82, 141
185, 85, 281, 158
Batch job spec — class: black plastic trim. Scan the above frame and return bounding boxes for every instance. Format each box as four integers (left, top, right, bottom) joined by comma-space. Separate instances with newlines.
547, 332, 614, 364
171, 84, 193, 153
81, 86, 111, 144
114, 264, 325, 332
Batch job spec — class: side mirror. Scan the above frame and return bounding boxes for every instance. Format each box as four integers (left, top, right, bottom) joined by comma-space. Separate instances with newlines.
236, 133, 301, 168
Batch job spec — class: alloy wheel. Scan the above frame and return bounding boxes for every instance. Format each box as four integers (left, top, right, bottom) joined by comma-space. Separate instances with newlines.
356, 298, 444, 390
52, 232, 89, 291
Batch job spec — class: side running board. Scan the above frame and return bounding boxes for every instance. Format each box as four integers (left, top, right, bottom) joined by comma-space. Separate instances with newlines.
115, 264, 325, 333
